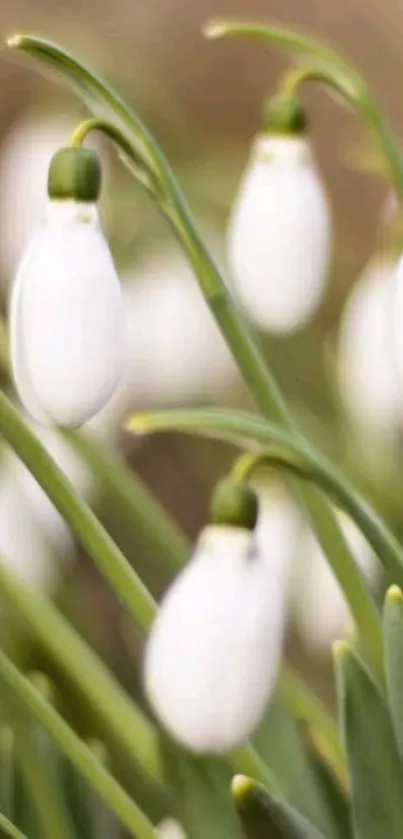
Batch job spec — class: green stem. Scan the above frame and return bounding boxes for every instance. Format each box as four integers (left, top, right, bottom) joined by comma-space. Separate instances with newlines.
277, 669, 344, 781
0, 390, 154, 632
70, 117, 158, 192
0, 651, 159, 839
65, 429, 188, 569
4, 702, 71, 839
0, 554, 162, 786
0, 813, 26, 839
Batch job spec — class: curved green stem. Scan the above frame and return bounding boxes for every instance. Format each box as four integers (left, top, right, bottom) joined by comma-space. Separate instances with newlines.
0, 390, 154, 632
130, 407, 403, 582
204, 19, 403, 201
0, 651, 159, 839
70, 117, 159, 192
279, 65, 356, 107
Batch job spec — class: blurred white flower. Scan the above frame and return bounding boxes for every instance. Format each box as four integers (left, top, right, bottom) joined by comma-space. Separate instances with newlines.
11, 200, 125, 427
293, 512, 377, 652
102, 248, 237, 421
144, 524, 285, 753
0, 113, 75, 284
228, 135, 331, 334
157, 818, 186, 839
0, 414, 97, 591
338, 256, 402, 437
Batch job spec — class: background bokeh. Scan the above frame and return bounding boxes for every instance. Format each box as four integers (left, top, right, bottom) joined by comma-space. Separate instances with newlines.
0, 0, 401, 823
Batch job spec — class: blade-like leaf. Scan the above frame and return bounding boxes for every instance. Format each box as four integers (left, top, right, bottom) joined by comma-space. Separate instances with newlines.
161, 737, 242, 839
334, 642, 403, 839
383, 585, 403, 759
301, 728, 351, 839
232, 775, 329, 839
254, 701, 340, 838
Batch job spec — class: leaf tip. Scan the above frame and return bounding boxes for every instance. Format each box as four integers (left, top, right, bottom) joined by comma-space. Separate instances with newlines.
6, 34, 24, 49
203, 20, 227, 39
332, 639, 350, 662
386, 584, 403, 605
231, 774, 254, 802
124, 413, 150, 435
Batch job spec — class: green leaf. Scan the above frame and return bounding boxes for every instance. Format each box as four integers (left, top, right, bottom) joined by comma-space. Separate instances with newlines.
383, 585, 403, 759
160, 737, 242, 839
254, 702, 339, 838
0, 812, 27, 839
334, 642, 403, 839
301, 728, 351, 839
232, 775, 329, 839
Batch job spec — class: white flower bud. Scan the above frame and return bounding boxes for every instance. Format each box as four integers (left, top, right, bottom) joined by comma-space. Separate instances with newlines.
144, 525, 284, 753
228, 135, 331, 333
10, 201, 125, 427
338, 257, 402, 437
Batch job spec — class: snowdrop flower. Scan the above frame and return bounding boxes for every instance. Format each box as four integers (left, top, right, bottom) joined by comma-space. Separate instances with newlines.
293, 513, 377, 652
228, 96, 331, 333
255, 481, 302, 607
338, 256, 402, 438
10, 145, 125, 428
144, 480, 285, 753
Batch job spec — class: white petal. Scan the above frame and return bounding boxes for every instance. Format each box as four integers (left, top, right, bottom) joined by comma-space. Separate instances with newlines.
144, 525, 284, 753
10, 202, 125, 427
294, 513, 377, 652
228, 136, 331, 333
338, 257, 402, 436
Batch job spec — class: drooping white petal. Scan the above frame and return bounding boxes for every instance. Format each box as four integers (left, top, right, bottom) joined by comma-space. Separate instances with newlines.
338, 257, 402, 437
228, 135, 331, 333
10, 202, 125, 427
144, 525, 284, 753
293, 513, 377, 653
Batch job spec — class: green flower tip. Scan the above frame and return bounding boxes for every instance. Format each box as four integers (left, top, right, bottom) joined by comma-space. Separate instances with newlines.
386, 584, 403, 605
210, 477, 259, 531
262, 95, 307, 136
48, 146, 101, 203
231, 775, 254, 802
